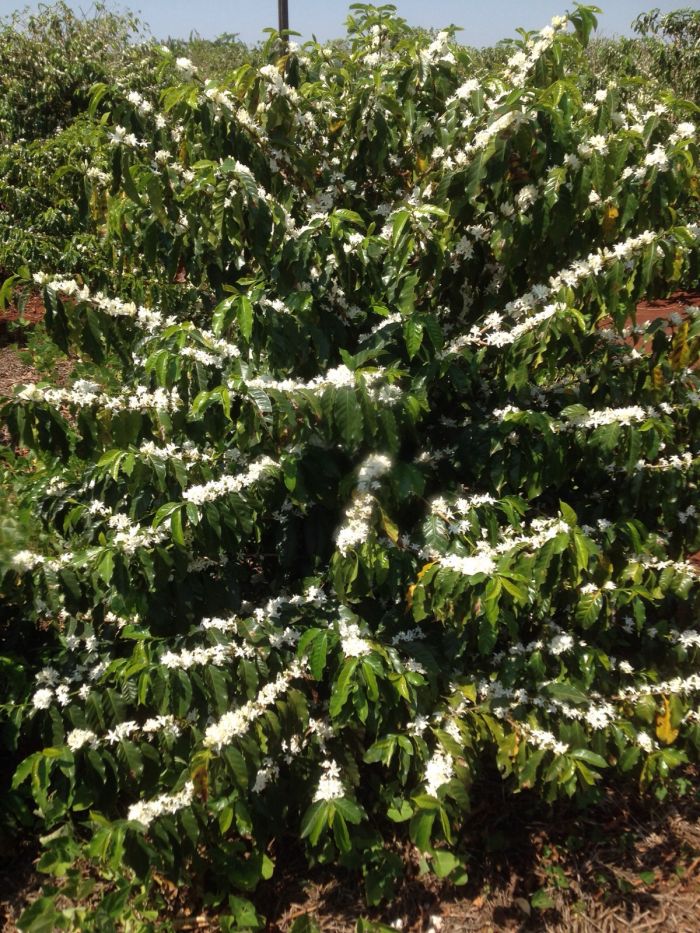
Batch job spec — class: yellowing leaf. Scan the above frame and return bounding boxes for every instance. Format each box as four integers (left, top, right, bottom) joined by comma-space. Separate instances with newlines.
416, 155, 428, 173
655, 696, 679, 745
602, 203, 619, 238
417, 561, 436, 580
380, 508, 399, 543
406, 583, 416, 608
460, 682, 477, 704
671, 248, 684, 281
670, 320, 689, 371
191, 764, 209, 802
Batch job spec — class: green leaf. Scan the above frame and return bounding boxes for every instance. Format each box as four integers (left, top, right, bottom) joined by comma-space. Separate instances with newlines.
478, 614, 498, 656
171, 508, 185, 546
545, 682, 589, 705
226, 895, 264, 930
387, 799, 413, 822
364, 735, 397, 766
403, 318, 423, 359
238, 296, 254, 340
97, 550, 114, 584
290, 915, 322, 933
423, 514, 449, 552
0, 274, 18, 310
619, 746, 641, 772
146, 174, 166, 222
332, 797, 363, 824
308, 631, 328, 680
17, 895, 62, 933
300, 800, 328, 844
331, 808, 351, 852
499, 575, 528, 603
330, 658, 359, 717
364, 851, 403, 905
431, 849, 462, 879
391, 209, 410, 247
328, 797, 362, 825
222, 747, 248, 789
559, 501, 578, 526
569, 749, 608, 769
212, 296, 235, 336
333, 208, 364, 227
179, 806, 200, 845
409, 807, 436, 851
36, 835, 80, 877
519, 749, 546, 789
247, 385, 273, 425
397, 273, 418, 314
122, 163, 142, 205
334, 387, 364, 448
530, 888, 555, 910
206, 666, 229, 715
576, 591, 603, 628
153, 502, 181, 529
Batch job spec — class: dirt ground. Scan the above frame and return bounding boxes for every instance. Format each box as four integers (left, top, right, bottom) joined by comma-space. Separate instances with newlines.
0, 292, 72, 400
264, 781, 700, 932
0, 294, 43, 398
633, 289, 700, 329
1, 779, 698, 932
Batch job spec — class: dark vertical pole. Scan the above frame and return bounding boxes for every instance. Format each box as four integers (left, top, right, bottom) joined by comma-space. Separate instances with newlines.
278, 0, 289, 36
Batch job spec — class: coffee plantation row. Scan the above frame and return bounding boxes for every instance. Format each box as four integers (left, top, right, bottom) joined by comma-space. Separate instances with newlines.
1, 3, 699, 929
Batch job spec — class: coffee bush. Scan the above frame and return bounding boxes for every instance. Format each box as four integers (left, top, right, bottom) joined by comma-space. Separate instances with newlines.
2, 4, 699, 926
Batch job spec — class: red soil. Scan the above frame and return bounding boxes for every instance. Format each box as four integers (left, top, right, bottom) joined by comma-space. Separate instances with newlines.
0, 293, 45, 345
634, 289, 700, 328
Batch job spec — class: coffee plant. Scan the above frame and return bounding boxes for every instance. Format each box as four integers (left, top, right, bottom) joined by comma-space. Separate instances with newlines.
0, 3, 175, 282
1, 3, 699, 927
633, 7, 700, 103
163, 32, 262, 83
586, 7, 700, 106
0, 2, 151, 144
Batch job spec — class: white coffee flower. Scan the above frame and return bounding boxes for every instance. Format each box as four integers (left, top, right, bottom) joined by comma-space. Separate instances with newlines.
424, 748, 454, 796
32, 688, 53, 709
313, 760, 345, 801
550, 633, 574, 655
176, 57, 196, 77
67, 728, 98, 751
11, 550, 44, 572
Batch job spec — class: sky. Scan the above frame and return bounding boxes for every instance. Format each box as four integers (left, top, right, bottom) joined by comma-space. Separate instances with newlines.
0, 0, 694, 46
